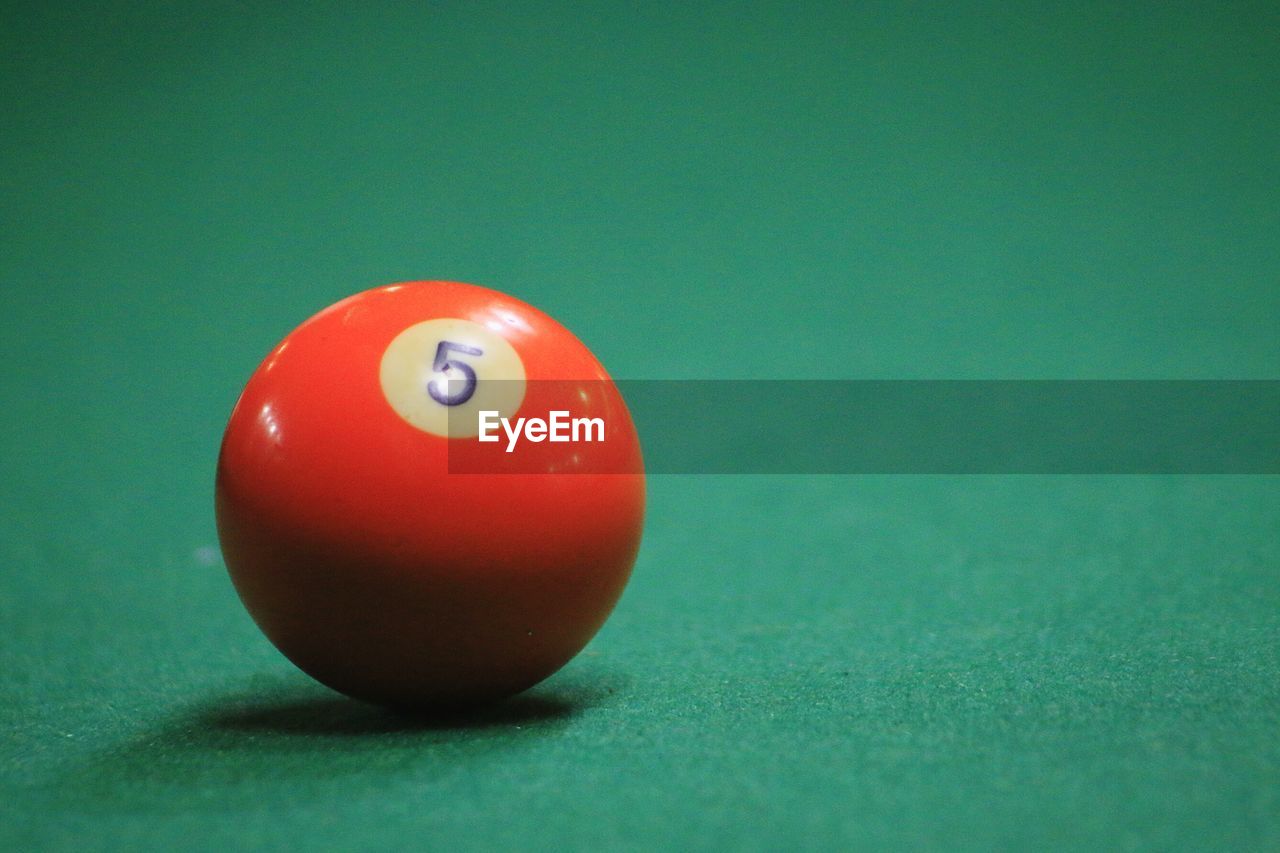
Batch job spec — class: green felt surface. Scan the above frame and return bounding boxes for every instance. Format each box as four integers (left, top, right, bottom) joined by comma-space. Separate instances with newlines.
3, 2, 1279, 850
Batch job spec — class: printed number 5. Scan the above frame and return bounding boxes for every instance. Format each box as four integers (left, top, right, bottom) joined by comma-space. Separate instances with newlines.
428, 340, 483, 406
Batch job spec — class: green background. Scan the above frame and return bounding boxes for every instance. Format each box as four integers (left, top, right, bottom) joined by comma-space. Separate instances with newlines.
2, 2, 1278, 849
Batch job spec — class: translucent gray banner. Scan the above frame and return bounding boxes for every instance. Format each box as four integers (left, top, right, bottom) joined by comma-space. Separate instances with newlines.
446, 381, 1279, 474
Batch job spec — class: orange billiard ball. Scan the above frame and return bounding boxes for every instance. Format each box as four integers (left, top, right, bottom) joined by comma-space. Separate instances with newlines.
215, 281, 645, 708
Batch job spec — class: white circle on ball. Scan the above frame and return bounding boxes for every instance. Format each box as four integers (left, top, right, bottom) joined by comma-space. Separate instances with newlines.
379, 318, 526, 438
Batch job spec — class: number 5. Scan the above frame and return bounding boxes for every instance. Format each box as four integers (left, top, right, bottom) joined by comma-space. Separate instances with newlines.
428, 340, 483, 406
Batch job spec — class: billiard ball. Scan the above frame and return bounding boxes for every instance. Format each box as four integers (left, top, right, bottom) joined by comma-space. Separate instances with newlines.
215, 281, 645, 708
